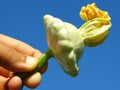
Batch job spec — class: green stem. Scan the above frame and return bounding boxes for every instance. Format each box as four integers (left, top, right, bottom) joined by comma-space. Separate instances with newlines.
14, 49, 54, 80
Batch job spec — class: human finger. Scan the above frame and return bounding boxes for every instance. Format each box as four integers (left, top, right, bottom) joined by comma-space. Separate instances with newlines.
7, 76, 22, 90
24, 72, 41, 89
0, 43, 38, 72
0, 34, 41, 56
0, 34, 48, 73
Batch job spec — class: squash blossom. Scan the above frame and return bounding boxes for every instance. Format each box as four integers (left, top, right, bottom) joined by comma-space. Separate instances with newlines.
79, 3, 111, 47
15, 3, 112, 80
43, 3, 111, 77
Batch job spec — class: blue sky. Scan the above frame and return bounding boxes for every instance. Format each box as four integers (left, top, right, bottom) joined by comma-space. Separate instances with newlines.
0, 0, 119, 90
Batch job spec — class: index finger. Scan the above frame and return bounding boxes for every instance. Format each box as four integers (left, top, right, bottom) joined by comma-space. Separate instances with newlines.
0, 34, 41, 57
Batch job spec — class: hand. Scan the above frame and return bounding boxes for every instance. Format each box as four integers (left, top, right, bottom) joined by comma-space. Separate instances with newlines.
0, 34, 47, 90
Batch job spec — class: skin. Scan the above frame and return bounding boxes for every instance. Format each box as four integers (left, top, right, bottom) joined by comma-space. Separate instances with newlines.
0, 34, 48, 90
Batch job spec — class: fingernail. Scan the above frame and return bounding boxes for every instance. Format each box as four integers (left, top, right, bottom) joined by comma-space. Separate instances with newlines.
25, 56, 36, 65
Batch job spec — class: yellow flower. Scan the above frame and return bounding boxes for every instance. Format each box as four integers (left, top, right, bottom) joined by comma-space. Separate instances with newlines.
79, 3, 112, 47
80, 3, 110, 21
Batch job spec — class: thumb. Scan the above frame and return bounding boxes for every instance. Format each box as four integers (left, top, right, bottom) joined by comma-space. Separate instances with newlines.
0, 43, 38, 72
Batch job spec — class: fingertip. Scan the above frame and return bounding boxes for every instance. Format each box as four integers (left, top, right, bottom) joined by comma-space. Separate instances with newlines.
8, 76, 22, 90
15, 56, 38, 72
24, 72, 41, 89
